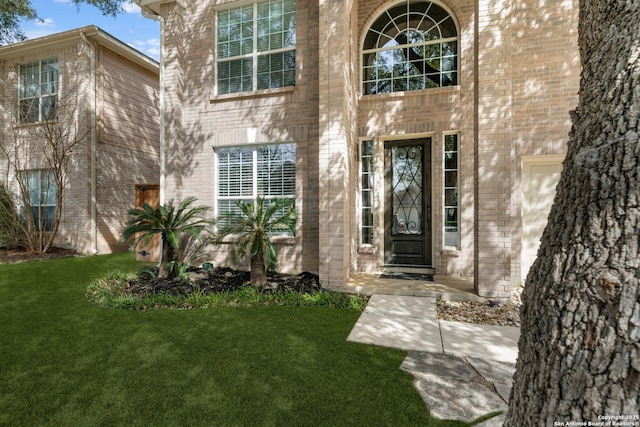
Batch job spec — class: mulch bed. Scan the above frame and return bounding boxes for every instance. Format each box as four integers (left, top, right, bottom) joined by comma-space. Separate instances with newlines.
129, 267, 323, 297
0, 247, 78, 264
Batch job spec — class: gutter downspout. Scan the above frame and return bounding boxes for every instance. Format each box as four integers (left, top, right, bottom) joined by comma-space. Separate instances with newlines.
140, 4, 167, 267
141, 7, 166, 205
80, 31, 99, 255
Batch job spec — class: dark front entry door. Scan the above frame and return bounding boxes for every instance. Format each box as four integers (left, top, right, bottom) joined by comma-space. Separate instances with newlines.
384, 139, 432, 266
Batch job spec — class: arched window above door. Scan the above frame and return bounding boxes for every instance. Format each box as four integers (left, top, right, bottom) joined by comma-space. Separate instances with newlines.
362, 1, 458, 95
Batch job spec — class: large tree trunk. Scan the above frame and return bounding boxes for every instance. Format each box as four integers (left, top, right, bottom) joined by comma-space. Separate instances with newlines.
505, 1, 640, 424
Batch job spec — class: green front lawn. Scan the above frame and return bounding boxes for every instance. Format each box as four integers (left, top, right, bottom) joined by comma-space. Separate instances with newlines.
0, 253, 465, 426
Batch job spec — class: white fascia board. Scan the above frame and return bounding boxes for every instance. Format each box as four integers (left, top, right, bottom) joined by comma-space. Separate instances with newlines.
135, 0, 168, 16
0, 26, 158, 75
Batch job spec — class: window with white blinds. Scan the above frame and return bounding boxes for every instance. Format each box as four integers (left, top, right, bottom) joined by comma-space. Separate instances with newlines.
217, 143, 296, 222
217, 0, 296, 95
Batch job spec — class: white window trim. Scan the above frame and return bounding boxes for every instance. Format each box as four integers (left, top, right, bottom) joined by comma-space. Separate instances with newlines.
359, 138, 375, 247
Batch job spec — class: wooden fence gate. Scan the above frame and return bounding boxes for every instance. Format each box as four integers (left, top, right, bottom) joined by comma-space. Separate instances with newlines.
134, 184, 160, 262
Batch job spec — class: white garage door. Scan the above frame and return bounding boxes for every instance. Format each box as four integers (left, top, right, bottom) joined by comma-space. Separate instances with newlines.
521, 155, 564, 282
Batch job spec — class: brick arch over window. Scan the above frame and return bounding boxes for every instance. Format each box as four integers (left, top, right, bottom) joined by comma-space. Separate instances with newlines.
362, 0, 458, 95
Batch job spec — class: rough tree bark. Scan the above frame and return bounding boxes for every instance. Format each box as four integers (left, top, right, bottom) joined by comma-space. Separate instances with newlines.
505, 1, 640, 425
158, 234, 176, 279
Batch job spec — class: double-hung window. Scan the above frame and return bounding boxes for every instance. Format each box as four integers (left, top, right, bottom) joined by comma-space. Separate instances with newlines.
19, 58, 58, 123
217, 143, 296, 230
24, 169, 57, 231
217, 0, 296, 95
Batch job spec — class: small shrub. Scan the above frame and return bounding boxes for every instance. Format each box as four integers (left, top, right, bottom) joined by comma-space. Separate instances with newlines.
109, 294, 140, 310
178, 231, 215, 267
272, 289, 368, 310
167, 261, 190, 283
136, 266, 158, 280
85, 271, 136, 308
0, 184, 26, 249
185, 287, 209, 307
231, 286, 264, 306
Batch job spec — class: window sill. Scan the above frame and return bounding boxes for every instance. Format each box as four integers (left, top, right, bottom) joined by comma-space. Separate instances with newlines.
13, 119, 58, 129
358, 245, 376, 254
210, 86, 295, 104
359, 84, 460, 100
441, 248, 460, 257
217, 235, 296, 245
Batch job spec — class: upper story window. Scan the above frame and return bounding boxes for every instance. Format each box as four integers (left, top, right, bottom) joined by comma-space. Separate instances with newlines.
19, 58, 58, 123
362, 1, 458, 95
216, 0, 296, 95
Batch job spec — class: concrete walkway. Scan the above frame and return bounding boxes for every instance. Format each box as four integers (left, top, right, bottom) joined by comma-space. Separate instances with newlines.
347, 294, 520, 425
337, 272, 481, 300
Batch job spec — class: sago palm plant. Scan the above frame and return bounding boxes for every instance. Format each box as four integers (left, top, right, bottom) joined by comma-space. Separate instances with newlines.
215, 197, 297, 287
122, 197, 213, 279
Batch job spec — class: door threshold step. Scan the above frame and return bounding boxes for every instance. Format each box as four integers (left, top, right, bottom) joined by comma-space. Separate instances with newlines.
382, 266, 435, 274
380, 266, 435, 282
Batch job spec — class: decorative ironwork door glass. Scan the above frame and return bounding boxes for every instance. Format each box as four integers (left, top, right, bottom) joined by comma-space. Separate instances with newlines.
392, 145, 423, 235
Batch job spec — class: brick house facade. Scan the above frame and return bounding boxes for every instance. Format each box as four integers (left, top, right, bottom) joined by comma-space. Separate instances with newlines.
0, 26, 160, 255
138, 0, 578, 297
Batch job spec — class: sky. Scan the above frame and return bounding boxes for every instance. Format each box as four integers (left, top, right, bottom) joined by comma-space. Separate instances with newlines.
19, 0, 161, 61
